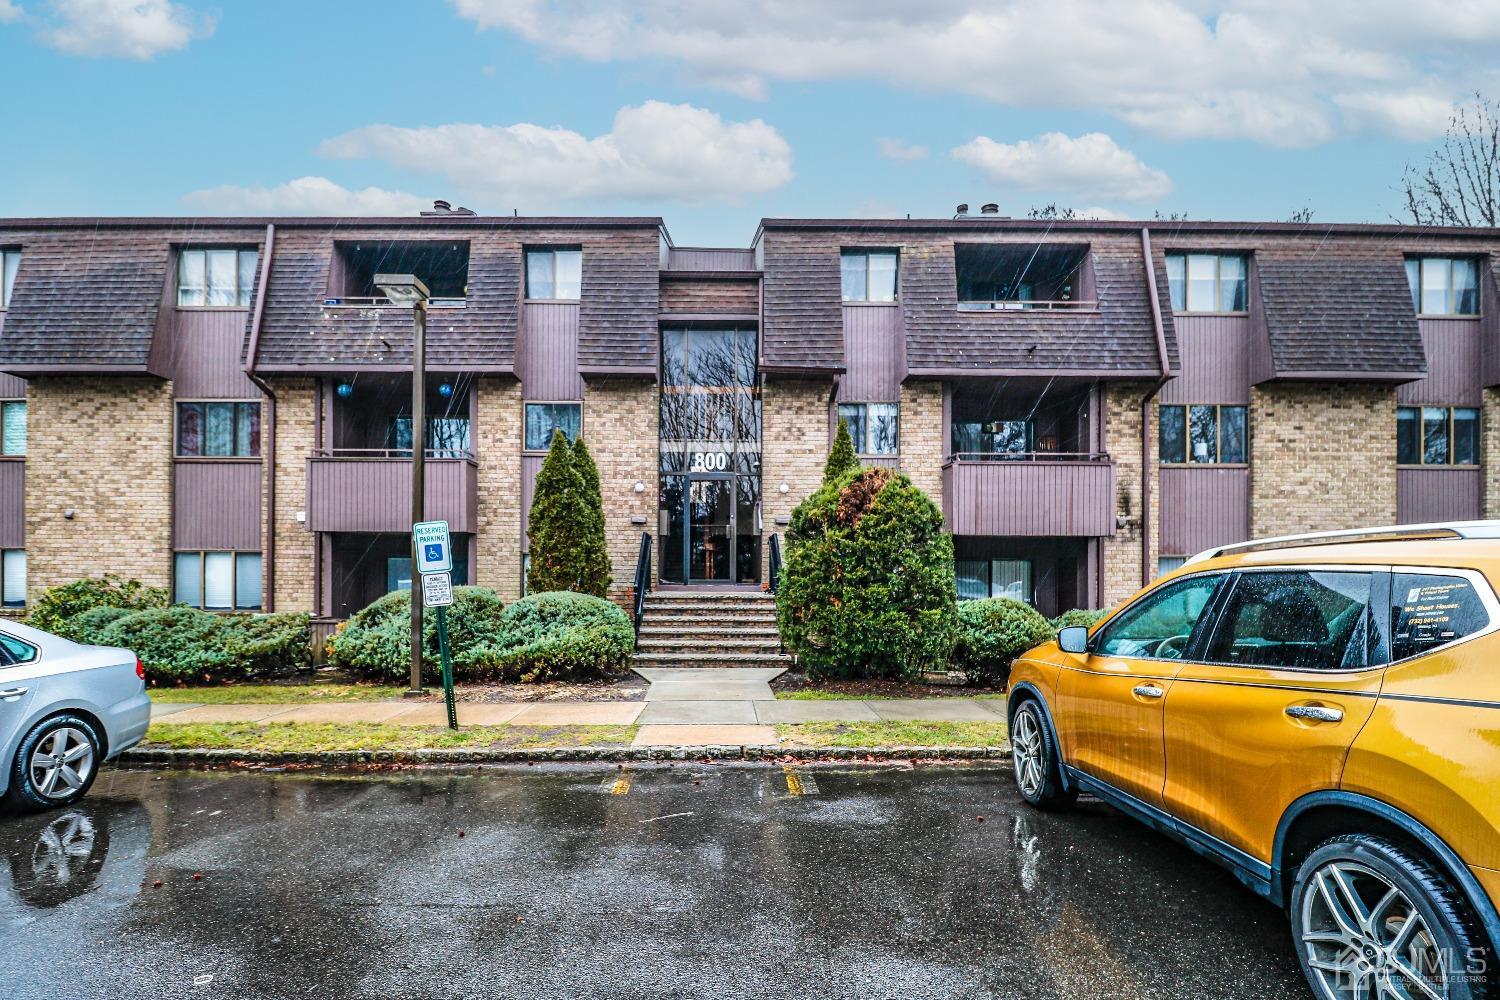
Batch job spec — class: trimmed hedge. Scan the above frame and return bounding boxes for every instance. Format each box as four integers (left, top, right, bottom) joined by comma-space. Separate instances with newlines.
776, 466, 957, 680
327, 586, 507, 683
952, 598, 1054, 688
28, 575, 168, 638
466, 591, 634, 683
1052, 608, 1110, 633
75, 607, 313, 686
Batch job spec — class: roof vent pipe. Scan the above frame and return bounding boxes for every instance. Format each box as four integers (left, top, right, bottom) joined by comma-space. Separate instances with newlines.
432, 199, 451, 213
980, 203, 1000, 215
452, 206, 477, 216
954, 204, 969, 218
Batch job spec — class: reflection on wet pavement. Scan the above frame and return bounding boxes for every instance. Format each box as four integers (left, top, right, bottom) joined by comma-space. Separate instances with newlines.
0, 766, 1306, 999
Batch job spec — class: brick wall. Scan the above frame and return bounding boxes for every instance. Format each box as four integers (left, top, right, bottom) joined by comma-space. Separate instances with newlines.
582, 376, 658, 594
1485, 387, 1500, 518
899, 379, 944, 508
1249, 382, 1396, 537
475, 376, 523, 601
1102, 381, 1156, 606
25, 376, 173, 599
266, 377, 316, 612
761, 375, 834, 563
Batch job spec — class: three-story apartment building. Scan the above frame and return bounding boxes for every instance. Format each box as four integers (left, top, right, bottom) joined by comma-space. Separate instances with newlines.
0, 206, 1494, 630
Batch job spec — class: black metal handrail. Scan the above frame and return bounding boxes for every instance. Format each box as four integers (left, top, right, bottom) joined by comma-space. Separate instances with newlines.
631, 531, 652, 645
768, 533, 782, 593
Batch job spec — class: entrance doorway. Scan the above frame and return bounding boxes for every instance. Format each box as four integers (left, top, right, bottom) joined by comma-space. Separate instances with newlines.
660, 473, 760, 585
686, 475, 733, 582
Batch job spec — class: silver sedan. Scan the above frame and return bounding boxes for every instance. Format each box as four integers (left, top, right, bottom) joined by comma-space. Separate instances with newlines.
0, 619, 149, 812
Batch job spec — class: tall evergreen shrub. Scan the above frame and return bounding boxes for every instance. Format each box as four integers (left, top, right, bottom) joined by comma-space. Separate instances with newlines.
571, 436, 613, 597
823, 418, 860, 484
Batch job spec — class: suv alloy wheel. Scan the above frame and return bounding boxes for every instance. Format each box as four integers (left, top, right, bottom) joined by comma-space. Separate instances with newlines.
1010, 700, 1076, 811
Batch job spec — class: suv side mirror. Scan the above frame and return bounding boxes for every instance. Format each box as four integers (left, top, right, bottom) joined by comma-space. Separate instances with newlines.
1057, 625, 1089, 655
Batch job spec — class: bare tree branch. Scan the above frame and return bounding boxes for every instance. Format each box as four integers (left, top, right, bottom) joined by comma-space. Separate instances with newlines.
1403, 92, 1500, 227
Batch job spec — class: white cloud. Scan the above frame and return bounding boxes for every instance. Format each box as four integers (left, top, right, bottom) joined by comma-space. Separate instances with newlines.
877, 137, 928, 163
1334, 91, 1455, 141
448, 0, 1497, 146
1076, 206, 1131, 221
181, 177, 430, 216
0, 1, 22, 24
953, 132, 1173, 202
36, 0, 214, 59
317, 101, 793, 206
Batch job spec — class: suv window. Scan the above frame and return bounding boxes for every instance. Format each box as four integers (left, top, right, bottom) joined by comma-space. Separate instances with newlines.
1204, 571, 1375, 671
1391, 572, 1491, 661
0, 631, 37, 665
1094, 574, 1224, 660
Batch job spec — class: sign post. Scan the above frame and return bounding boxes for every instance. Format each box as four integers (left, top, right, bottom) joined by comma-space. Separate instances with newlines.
413, 521, 457, 729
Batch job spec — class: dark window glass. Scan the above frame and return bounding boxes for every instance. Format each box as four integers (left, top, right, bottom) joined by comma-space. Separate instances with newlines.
1453, 407, 1479, 465
1220, 406, 1247, 463
1422, 406, 1449, 465
1094, 573, 1224, 659
1453, 258, 1479, 314
1205, 570, 1374, 671
1219, 254, 1247, 311
0, 631, 37, 664
837, 404, 867, 454
1189, 404, 1218, 463
1159, 405, 1186, 464
177, 402, 260, 457
1391, 573, 1491, 660
1396, 407, 1421, 465
524, 403, 581, 451
1409, 257, 1481, 316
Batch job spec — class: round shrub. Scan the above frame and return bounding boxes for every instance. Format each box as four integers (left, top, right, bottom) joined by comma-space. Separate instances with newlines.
776, 467, 957, 680
327, 586, 506, 683
53, 605, 136, 643
94, 606, 240, 685
27, 575, 168, 637
464, 591, 633, 682
953, 598, 1054, 688
220, 612, 314, 676
1052, 608, 1110, 633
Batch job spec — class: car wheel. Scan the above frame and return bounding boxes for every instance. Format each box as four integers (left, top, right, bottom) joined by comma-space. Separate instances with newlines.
4, 714, 102, 813
1010, 700, 1076, 811
1291, 833, 1489, 1000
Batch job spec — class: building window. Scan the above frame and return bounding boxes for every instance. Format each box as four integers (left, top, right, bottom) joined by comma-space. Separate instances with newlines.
955, 559, 1032, 602
177, 402, 261, 457
841, 250, 898, 302
1158, 556, 1186, 576
524, 402, 581, 451
1398, 406, 1478, 466
175, 551, 262, 610
1406, 257, 1478, 316
1, 549, 25, 607
1165, 253, 1248, 313
1160, 404, 1247, 464
0, 400, 25, 456
837, 402, 898, 455
177, 248, 257, 308
525, 248, 582, 300
0, 250, 18, 309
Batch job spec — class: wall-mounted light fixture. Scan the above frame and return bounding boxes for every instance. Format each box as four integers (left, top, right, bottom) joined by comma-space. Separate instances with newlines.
63, 508, 75, 520
335, 382, 355, 398
633, 481, 646, 493
778, 482, 789, 494
437, 381, 454, 398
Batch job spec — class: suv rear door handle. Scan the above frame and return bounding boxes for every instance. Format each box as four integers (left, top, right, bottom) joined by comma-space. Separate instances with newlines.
1285, 704, 1343, 723
0, 687, 27, 700
1132, 684, 1165, 699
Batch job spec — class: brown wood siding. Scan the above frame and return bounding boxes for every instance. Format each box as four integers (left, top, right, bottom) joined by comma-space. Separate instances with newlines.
166, 309, 261, 397
0, 461, 22, 549
1397, 467, 1481, 523
760, 229, 844, 369
1158, 466, 1251, 555
659, 276, 759, 315
1160, 315, 1251, 405
0, 373, 25, 397
520, 454, 544, 552
1481, 257, 1500, 388
305, 457, 478, 533
173, 460, 262, 550
840, 304, 902, 401
941, 460, 1116, 536
1397, 319, 1482, 406
577, 227, 660, 372
518, 302, 583, 400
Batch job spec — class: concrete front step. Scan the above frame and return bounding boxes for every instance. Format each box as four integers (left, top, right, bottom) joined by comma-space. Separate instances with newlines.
636, 639, 783, 654
643, 601, 776, 613
632, 652, 793, 667
640, 615, 779, 627
637, 626, 781, 637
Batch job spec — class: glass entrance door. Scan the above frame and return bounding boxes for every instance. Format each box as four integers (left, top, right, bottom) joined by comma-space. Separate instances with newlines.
687, 475, 734, 582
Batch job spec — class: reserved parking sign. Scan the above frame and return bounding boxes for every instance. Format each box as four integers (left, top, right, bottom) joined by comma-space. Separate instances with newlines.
412, 520, 453, 574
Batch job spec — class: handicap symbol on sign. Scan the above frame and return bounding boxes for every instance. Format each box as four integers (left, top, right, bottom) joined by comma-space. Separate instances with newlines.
424, 543, 445, 563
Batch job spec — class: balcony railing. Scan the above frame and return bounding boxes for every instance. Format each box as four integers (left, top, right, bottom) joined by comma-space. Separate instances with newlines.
956, 299, 1097, 312
320, 296, 467, 309
306, 450, 478, 533
942, 452, 1115, 537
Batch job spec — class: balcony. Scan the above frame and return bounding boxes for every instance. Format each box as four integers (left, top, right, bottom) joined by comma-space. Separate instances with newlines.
942, 452, 1116, 537
954, 242, 1095, 311
306, 449, 478, 534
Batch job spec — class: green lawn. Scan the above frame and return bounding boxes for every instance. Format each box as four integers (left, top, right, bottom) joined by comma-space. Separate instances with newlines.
149, 683, 408, 704
144, 721, 639, 752
775, 720, 1009, 749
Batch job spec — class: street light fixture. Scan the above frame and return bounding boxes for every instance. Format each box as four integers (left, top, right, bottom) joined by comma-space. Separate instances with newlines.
375, 273, 431, 696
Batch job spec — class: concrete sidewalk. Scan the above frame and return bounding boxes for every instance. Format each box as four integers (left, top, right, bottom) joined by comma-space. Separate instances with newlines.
150, 668, 1009, 747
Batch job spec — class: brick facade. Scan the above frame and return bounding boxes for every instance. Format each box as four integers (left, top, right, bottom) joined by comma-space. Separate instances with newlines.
266, 377, 316, 613
1249, 383, 1396, 537
1485, 387, 1500, 519
899, 379, 944, 507
1101, 381, 1156, 606
582, 376, 658, 594
25, 376, 173, 599
761, 375, 834, 559
474, 376, 524, 601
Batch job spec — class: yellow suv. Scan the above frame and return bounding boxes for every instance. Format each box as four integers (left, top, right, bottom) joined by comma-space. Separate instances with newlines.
1008, 522, 1499, 999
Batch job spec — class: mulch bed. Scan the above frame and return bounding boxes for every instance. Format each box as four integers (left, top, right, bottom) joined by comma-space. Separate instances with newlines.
770, 671, 1004, 699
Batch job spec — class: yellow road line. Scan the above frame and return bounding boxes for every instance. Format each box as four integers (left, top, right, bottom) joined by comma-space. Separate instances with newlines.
783, 766, 804, 796
611, 770, 632, 795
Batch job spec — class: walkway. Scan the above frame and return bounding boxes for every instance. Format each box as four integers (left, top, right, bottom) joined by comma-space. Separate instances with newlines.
150, 668, 1009, 747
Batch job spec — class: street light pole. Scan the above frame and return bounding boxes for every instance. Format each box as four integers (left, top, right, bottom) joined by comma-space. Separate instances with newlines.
373, 273, 432, 697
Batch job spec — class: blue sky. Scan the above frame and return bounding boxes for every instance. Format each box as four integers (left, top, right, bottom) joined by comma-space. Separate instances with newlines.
0, 0, 1492, 245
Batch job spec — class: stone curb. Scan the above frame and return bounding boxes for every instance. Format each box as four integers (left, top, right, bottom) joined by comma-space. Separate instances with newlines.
119, 744, 1012, 767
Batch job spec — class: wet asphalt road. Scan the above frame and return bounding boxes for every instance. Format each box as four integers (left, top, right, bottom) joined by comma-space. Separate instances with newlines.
0, 764, 1308, 1000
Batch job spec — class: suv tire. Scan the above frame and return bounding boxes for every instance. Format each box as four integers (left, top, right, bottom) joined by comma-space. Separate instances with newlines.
1290, 833, 1489, 1000
1010, 700, 1076, 811
5, 714, 103, 813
